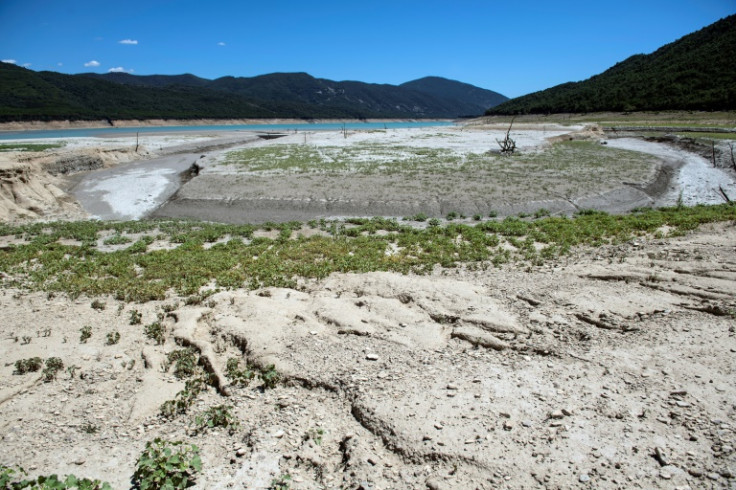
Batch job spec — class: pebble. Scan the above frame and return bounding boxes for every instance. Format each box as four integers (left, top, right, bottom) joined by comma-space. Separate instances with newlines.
434, 423, 443, 430
235, 448, 246, 457
579, 473, 590, 483
706, 472, 720, 481
446, 383, 458, 390
274, 430, 285, 438
675, 401, 691, 408
365, 354, 379, 361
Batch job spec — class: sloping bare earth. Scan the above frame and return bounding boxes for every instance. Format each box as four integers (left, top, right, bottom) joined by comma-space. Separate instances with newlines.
1, 221, 734, 488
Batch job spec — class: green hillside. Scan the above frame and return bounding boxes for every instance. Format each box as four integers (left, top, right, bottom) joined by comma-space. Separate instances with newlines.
0, 63, 507, 122
488, 14, 736, 115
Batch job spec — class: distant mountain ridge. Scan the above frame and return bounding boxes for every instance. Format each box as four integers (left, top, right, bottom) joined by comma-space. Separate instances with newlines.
0, 63, 507, 122
82, 71, 508, 118
488, 14, 736, 114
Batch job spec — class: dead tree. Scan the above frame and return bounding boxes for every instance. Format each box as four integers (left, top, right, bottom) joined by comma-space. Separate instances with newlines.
497, 118, 517, 155
729, 142, 735, 172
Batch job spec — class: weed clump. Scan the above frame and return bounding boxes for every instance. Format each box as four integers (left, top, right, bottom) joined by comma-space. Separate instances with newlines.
42, 357, 64, 382
132, 438, 201, 490
13, 357, 43, 375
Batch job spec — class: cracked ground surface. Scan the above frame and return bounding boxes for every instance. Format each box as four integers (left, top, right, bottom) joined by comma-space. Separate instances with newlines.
1, 221, 735, 489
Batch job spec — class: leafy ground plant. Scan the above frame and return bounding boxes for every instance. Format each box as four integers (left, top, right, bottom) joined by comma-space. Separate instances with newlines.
79, 326, 92, 343
13, 357, 43, 375
192, 405, 239, 434
132, 438, 201, 490
0, 465, 111, 489
43, 357, 64, 382
106, 331, 121, 345
166, 348, 198, 379
225, 357, 255, 387
144, 321, 165, 345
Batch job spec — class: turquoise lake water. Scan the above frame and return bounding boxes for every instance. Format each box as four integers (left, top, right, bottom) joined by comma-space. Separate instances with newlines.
0, 120, 455, 140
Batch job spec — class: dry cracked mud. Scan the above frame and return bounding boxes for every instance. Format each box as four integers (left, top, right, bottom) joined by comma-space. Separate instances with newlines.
1, 221, 735, 489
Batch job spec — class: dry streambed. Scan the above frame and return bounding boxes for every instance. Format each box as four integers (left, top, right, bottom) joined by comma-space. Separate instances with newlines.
1, 221, 734, 488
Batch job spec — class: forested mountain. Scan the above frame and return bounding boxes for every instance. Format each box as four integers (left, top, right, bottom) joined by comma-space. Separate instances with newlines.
488, 14, 736, 114
0, 63, 506, 122
401, 76, 508, 115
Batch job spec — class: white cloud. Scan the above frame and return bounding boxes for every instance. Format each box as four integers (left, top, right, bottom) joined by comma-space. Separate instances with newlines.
58, 62, 63, 66
22, 63, 31, 67
118, 39, 138, 45
217, 42, 226, 46
2, 59, 17, 64
84, 60, 101, 67
108, 66, 134, 73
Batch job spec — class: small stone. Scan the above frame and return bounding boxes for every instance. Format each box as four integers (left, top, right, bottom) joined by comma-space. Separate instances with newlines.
422, 435, 432, 441
365, 354, 379, 361
688, 468, 703, 477
549, 410, 564, 419
579, 473, 590, 483
235, 448, 246, 457
675, 401, 691, 408
274, 430, 285, 438
706, 473, 720, 481
659, 471, 671, 480
562, 408, 574, 416
503, 421, 513, 431
446, 383, 458, 390
309, 331, 317, 335
434, 423, 443, 430
522, 420, 532, 428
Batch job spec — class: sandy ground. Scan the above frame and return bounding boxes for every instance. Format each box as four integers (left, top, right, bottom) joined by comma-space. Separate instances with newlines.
0, 221, 734, 488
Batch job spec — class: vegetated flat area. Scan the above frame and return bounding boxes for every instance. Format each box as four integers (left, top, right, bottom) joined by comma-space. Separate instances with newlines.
0, 114, 735, 488
152, 123, 663, 223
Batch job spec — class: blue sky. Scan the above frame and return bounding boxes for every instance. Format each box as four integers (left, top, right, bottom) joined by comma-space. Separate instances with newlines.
1, 0, 733, 98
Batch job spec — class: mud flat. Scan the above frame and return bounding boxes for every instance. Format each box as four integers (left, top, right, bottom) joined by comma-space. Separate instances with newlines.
151, 125, 673, 223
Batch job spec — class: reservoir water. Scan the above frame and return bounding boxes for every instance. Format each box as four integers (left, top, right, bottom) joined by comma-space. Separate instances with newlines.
0, 120, 455, 140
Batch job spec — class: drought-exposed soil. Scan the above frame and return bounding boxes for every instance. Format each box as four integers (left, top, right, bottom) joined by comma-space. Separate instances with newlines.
0, 221, 734, 488
0, 120, 735, 489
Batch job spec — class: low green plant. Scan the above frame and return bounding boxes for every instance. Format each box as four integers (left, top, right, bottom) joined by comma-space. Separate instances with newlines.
259, 364, 281, 390
43, 357, 64, 382
14, 357, 43, 375
80, 422, 99, 434
225, 357, 255, 387
79, 326, 92, 343
427, 218, 441, 227
193, 405, 239, 434
269, 474, 292, 490
304, 427, 324, 445
129, 309, 143, 325
0, 465, 111, 489
90, 299, 106, 311
106, 331, 121, 345
103, 234, 132, 246
132, 438, 202, 490
144, 321, 165, 345
166, 348, 198, 379
160, 375, 210, 418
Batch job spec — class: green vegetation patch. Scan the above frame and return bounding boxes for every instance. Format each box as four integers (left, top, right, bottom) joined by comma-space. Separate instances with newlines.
0, 142, 64, 152
222, 140, 656, 196
0, 205, 734, 302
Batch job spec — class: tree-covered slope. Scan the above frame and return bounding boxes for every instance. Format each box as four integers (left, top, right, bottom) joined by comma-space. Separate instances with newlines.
488, 14, 736, 114
401, 76, 508, 115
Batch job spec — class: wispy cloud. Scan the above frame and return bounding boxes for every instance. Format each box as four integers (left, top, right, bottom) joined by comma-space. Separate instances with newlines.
108, 66, 134, 73
118, 39, 138, 45
217, 42, 226, 46
84, 60, 101, 67
22, 63, 31, 68
58, 62, 63, 67
2, 59, 17, 64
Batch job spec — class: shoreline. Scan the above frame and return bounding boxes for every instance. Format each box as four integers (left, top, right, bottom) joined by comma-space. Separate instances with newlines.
0, 118, 454, 133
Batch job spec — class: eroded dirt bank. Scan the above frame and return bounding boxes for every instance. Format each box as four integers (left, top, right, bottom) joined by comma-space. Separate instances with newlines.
1, 221, 734, 488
